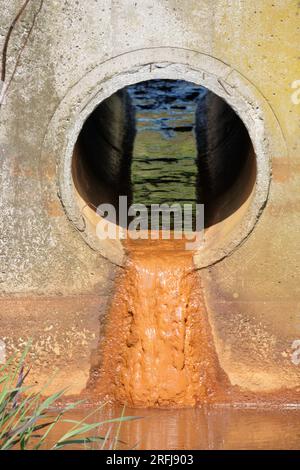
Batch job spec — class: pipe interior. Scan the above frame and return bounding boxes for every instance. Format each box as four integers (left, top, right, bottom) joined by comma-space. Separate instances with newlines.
72, 79, 256, 231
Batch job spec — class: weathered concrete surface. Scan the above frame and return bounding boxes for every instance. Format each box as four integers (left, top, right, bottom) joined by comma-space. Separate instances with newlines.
0, 294, 111, 395
0, 0, 299, 394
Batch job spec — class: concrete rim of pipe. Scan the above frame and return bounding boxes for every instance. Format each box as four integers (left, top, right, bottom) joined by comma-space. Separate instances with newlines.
41, 48, 283, 268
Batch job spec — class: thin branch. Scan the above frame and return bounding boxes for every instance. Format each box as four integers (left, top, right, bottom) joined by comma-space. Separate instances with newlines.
1, 0, 31, 83
0, 0, 44, 108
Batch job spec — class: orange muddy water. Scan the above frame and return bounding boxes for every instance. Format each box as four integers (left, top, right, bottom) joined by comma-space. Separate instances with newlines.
89, 238, 232, 407
43, 405, 300, 450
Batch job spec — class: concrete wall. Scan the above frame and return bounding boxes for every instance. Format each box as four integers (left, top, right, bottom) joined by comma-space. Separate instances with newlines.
0, 0, 299, 394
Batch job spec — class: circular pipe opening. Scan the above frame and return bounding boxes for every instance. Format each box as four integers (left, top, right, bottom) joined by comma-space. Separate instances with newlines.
72, 79, 256, 252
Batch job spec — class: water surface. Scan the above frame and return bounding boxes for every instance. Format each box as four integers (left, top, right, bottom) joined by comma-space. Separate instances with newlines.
45, 405, 300, 450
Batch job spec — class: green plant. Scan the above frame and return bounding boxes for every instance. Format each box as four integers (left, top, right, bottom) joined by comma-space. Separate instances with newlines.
0, 347, 137, 450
